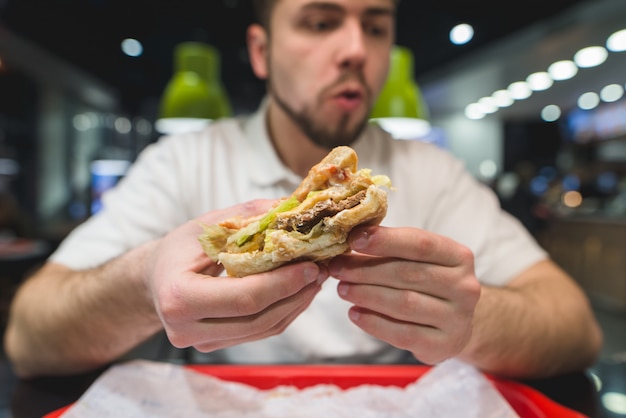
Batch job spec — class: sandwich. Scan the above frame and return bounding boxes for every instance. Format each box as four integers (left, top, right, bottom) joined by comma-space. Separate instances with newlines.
198, 145, 392, 277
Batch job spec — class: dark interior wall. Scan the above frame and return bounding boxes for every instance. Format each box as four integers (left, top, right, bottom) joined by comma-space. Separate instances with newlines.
0, 71, 39, 233
503, 120, 563, 172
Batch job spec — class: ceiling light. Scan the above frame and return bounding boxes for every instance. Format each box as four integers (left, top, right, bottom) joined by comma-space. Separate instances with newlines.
479, 160, 498, 180
602, 392, 626, 415
541, 105, 561, 122
578, 92, 600, 110
507, 81, 532, 100
547, 60, 578, 81
73, 112, 99, 131
465, 103, 485, 120
492, 90, 514, 107
114, 117, 132, 134
600, 83, 624, 102
562, 190, 583, 208
73, 114, 92, 131
574, 46, 608, 68
157, 42, 232, 134
478, 97, 498, 114
155, 118, 212, 135
134, 118, 153, 136
373, 117, 432, 139
526, 72, 553, 91
121, 38, 143, 57
450, 23, 474, 45
606, 29, 626, 52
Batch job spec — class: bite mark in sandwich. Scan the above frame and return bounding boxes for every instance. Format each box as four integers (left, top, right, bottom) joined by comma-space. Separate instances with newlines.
198, 146, 392, 277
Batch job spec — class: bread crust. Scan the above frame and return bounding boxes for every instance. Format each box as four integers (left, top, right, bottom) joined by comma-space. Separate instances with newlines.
219, 185, 387, 277
198, 146, 390, 277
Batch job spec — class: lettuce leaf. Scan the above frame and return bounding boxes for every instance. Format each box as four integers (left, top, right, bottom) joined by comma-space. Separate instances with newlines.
234, 196, 300, 247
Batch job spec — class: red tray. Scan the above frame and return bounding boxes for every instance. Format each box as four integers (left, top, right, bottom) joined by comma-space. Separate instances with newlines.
44, 364, 588, 418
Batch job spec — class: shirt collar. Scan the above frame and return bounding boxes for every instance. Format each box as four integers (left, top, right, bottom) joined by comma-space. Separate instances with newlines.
243, 97, 301, 187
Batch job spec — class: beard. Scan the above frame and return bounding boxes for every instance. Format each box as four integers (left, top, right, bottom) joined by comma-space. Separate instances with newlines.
268, 73, 372, 150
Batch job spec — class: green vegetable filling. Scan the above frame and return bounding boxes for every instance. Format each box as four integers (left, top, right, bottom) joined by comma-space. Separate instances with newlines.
235, 196, 300, 246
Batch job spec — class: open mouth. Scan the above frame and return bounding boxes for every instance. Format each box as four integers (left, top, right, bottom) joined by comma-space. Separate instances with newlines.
337, 88, 363, 100
333, 89, 364, 110
341, 90, 362, 99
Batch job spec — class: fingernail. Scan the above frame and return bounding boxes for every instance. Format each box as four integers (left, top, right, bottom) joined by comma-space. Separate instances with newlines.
349, 308, 361, 322
317, 265, 329, 285
304, 265, 319, 283
351, 230, 369, 251
337, 282, 348, 297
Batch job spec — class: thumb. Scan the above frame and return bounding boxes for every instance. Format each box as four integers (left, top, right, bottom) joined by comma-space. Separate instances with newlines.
197, 199, 278, 225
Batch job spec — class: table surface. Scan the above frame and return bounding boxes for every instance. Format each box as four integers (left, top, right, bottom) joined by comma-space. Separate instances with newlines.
2, 357, 621, 418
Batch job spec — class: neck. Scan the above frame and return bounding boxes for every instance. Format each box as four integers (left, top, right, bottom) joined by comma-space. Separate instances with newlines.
265, 97, 330, 178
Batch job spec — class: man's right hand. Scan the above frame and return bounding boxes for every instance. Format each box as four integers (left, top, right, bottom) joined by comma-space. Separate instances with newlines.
146, 199, 329, 353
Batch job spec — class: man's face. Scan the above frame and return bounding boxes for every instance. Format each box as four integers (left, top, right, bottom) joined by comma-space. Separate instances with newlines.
265, 0, 395, 149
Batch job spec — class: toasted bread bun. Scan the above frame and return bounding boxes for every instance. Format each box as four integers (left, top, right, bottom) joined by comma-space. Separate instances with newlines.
198, 146, 391, 277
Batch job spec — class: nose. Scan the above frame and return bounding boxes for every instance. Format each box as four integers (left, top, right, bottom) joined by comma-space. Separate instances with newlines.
335, 19, 367, 71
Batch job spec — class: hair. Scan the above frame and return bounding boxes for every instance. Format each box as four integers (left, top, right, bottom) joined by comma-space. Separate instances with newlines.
252, 0, 400, 30
252, 0, 275, 30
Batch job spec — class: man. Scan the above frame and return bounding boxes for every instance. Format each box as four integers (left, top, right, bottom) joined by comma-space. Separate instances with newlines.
4, 0, 602, 379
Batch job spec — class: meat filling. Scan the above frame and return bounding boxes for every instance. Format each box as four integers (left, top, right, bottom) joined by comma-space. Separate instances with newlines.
275, 189, 367, 234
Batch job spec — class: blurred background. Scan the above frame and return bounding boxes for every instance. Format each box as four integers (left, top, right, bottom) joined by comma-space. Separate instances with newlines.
0, 0, 625, 414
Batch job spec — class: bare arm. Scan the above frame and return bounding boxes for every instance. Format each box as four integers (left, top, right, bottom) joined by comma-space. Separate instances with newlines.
457, 259, 603, 378
4, 200, 329, 378
3, 241, 163, 378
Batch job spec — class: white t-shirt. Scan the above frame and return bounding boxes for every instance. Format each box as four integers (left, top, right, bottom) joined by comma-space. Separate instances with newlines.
51, 101, 547, 364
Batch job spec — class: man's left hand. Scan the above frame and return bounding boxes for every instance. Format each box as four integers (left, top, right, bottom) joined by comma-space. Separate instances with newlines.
328, 225, 481, 364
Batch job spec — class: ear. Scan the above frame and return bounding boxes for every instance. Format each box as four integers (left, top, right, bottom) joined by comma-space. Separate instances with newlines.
247, 24, 269, 80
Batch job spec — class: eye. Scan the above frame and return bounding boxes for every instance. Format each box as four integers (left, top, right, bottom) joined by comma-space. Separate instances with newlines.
297, 9, 342, 33
305, 17, 339, 32
363, 20, 391, 38
364, 24, 386, 37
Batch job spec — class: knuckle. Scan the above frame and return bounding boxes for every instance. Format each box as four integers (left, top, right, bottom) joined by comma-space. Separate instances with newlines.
456, 245, 475, 266
157, 285, 186, 324
272, 271, 302, 298
232, 290, 264, 316
415, 233, 437, 254
242, 199, 274, 216
460, 275, 481, 307
241, 199, 260, 213
399, 289, 420, 310
395, 261, 417, 283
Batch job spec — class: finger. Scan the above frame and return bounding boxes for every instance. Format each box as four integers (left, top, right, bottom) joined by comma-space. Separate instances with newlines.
196, 199, 278, 225
337, 281, 450, 326
348, 226, 473, 267
165, 280, 321, 349
330, 255, 480, 313
192, 286, 319, 352
149, 224, 223, 284
329, 254, 458, 298
346, 307, 468, 365
158, 262, 327, 321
